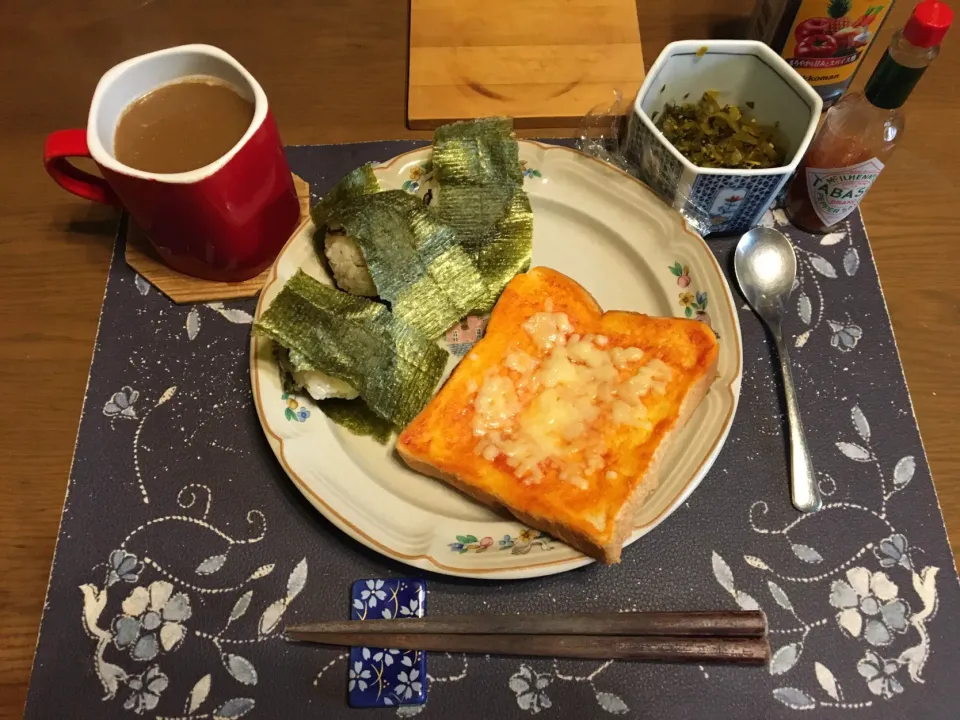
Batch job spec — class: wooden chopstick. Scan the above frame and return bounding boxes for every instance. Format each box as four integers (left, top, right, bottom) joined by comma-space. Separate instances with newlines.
285, 632, 769, 666
285, 611, 769, 666
286, 611, 766, 638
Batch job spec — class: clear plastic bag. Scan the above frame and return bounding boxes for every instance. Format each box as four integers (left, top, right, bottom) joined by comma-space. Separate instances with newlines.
576, 89, 782, 237
576, 90, 634, 175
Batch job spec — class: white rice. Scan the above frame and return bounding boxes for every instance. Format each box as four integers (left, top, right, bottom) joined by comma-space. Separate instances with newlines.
291, 368, 359, 401
281, 348, 359, 401
323, 231, 378, 297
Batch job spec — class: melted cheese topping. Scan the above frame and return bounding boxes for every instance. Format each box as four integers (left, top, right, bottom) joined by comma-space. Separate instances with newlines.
521, 311, 574, 352
472, 306, 673, 490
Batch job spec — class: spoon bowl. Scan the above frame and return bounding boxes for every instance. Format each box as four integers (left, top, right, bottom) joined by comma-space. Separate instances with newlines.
734, 226, 797, 319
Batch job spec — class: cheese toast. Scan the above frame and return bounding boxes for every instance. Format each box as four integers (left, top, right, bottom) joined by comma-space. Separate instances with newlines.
396, 267, 719, 563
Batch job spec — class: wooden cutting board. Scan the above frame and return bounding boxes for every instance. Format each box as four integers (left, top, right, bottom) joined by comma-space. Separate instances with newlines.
408, 0, 645, 129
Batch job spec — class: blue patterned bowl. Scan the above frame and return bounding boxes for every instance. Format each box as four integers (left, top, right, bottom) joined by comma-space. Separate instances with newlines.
622, 40, 822, 236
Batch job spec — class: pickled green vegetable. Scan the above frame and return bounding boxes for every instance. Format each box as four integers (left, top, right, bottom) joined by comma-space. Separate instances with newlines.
656, 92, 784, 170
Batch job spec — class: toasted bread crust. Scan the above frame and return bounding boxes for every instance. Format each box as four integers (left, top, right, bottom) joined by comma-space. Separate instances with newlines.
604, 358, 716, 561
397, 450, 614, 561
397, 267, 719, 563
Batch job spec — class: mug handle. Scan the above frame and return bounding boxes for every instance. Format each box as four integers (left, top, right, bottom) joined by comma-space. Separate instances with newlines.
43, 129, 119, 206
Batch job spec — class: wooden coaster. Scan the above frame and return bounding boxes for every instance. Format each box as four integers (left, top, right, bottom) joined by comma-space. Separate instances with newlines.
125, 174, 310, 304
407, 0, 645, 129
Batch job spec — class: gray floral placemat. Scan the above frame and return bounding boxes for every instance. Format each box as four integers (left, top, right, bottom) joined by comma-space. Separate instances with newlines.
25, 142, 960, 719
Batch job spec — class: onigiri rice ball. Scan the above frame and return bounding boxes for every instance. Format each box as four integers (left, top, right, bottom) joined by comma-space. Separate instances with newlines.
280, 348, 359, 401
324, 228, 377, 297
293, 368, 359, 401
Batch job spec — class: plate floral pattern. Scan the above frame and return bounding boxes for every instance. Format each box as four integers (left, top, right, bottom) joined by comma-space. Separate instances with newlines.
449, 530, 555, 555
669, 261, 711, 326
282, 393, 310, 422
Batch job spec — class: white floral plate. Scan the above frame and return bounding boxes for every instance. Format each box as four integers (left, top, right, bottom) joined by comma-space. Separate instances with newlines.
250, 141, 742, 579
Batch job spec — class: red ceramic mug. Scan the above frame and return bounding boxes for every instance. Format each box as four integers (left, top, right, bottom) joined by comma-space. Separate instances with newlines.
43, 44, 300, 282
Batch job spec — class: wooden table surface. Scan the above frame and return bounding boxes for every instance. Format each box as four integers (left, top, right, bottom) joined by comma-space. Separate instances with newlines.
1, 0, 957, 715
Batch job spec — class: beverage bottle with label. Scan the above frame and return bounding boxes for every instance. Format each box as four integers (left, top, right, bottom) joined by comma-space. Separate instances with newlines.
785, 0, 953, 232
749, 0, 895, 109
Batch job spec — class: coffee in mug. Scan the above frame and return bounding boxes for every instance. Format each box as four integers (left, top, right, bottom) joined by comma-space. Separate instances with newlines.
114, 77, 255, 174
43, 45, 299, 283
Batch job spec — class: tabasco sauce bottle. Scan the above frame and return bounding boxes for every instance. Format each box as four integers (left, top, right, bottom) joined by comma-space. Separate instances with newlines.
785, 0, 953, 232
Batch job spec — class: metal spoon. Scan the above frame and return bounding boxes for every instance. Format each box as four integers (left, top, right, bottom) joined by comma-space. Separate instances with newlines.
734, 227, 822, 513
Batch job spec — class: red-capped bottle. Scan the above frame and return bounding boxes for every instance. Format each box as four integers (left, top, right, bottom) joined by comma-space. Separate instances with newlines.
785, 0, 953, 232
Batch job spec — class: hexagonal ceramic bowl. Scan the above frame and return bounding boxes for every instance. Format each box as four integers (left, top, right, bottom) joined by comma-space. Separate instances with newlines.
622, 40, 822, 235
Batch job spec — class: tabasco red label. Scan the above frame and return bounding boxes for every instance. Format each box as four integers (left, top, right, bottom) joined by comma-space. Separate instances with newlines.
805, 158, 885, 225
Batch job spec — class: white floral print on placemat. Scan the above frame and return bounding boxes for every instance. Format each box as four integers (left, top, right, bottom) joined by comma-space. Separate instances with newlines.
106, 386, 177, 504
506, 660, 628, 716
134, 274, 151, 296
184, 302, 254, 341
759, 209, 863, 352
104, 387, 140, 420
79, 405, 309, 719
710, 404, 939, 711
